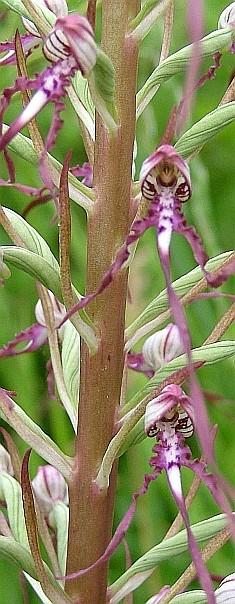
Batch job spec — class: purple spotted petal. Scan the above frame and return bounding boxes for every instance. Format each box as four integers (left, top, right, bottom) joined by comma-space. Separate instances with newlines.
0, 34, 40, 66
0, 323, 48, 357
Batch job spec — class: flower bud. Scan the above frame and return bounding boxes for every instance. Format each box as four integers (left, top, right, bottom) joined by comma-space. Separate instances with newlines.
142, 324, 184, 372
216, 573, 235, 602
140, 144, 191, 202
32, 465, 68, 514
218, 3, 235, 29
22, 0, 68, 37
0, 444, 14, 475
43, 14, 97, 75
35, 291, 66, 330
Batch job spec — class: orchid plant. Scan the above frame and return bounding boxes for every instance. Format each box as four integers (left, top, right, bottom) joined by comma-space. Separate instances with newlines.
1, 1, 235, 603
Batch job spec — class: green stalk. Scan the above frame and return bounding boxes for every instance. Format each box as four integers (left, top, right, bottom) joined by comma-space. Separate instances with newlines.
65, 2, 140, 602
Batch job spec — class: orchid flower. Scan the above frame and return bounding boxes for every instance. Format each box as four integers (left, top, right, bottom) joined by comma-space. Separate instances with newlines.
0, 13, 97, 177
62, 384, 220, 602
126, 323, 184, 378
61, 143, 235, 328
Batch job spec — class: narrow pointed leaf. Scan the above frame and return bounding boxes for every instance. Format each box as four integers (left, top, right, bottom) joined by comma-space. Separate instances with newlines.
0, 389, 72, 479
49, 502, 69, 575
0, 473, 28, 546
61, 321, 80, 410
2, 208, 59, 270
136, 28, 235, 117
1, 246, 63, 299
175, 103, 235, 159
21, 450, 72, 604
109, 514, 230, 602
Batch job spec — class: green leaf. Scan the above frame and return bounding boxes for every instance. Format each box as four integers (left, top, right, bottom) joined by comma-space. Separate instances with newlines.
24, 573, 54, 604
0, 536, 37, 577
175, 102, 235, 159
0, 474, 28, 546
49, 502, 68, 575
136, 28, 235, 117
171, 592, 207, 603
125, 251, 233, 349
0, 0, 30, 18
88, 49, 118, 133
109, 514, 229, 602
2, 208, 59, 271
2, 125, 94, 212
131, 0, 173, 43
1, 246, 63, 299
61, 321, 80, 412
0, 389, 72, 480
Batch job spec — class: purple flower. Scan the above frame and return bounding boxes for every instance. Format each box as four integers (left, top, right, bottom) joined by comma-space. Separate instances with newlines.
0, 14, 97, 156
62, 383, 219, 604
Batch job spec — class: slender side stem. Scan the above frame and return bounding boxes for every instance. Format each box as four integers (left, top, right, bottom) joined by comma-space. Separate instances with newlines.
65, 3, 140, 603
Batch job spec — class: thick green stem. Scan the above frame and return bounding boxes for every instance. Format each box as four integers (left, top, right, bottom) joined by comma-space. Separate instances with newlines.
65, 3, 140, 603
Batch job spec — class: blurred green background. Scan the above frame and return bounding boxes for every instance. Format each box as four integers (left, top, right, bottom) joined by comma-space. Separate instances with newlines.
0, 0, 235, 601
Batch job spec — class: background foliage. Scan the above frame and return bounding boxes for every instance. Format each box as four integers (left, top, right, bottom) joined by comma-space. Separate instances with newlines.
0, 0, 235, 601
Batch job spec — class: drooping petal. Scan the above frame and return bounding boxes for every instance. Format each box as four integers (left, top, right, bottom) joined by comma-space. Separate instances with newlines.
0, 323, 48, 357
0, 34, 40, 66
152, 432, 215, 604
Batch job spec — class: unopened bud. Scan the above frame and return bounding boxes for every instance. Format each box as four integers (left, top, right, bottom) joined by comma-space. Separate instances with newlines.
43, 14, 97, 75
0, 444, 14, 475
35, 291, 65, 329
142, 323, 184, 372
216, 573, 235, 602
32, 465, 68, 514
218, 3, 235, 29
22, 0, 68, 37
